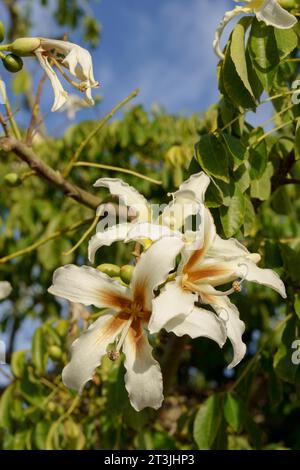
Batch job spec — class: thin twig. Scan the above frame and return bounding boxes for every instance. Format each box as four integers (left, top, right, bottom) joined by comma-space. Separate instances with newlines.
26, 74, 46, 145
74, 161, 162, 185
62, 214, 100, 256
63, 88, 139, 177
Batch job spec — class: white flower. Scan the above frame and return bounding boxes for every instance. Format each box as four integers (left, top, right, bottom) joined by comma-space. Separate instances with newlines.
88, 172, 210, 263
18, 38, 100, 112
148, 208, 286, 368
0, 281, 12, 300
213, 0, 297, 59
48, 237, 226, 410
59, 94, 90, 120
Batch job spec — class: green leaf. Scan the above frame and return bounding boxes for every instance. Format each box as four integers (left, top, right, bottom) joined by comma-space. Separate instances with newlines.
205, 177, 224, 208
0, 384, 14, 430
193, 395, 223, 450
294, 294, 300, 320
280, 244, 300, 282
220, 187, 245, 237
195, 134, 229, 182
274, 316, 300, 384
249, 20, 280, 91
224, 393, 244, 433
31, 327, 47, 375
223, 43, 256, 109
274, 28, 298, 59
33, 422, 50, 450
243, 196, 256, 237
250, 162, 273, 200
271, 186, 293, 215
11, 349, 27, 379
230, 17, 255, 100
222, 133, 247, 171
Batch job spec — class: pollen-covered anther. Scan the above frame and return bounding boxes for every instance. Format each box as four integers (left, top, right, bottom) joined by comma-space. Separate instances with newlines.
107, 349, 120, 361
232, 280, 242, 293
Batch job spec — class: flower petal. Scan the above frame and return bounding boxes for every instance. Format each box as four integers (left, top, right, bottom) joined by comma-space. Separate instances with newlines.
123, 319, 163, 411
149, 278, 197, 333
93, 178, 150, 222
164, 307, 227, 348
62, 311, 126, 392
256, 0, 297, 29
35, 51, 68, 112
126, 222, 181, 244
210, 295, 246, 368
130, 237, 184, 311
181, 208, 216, 273
48, 265, 131, 309
161, 172, 210, 231
88, 223, 132, 263
0, 281, 12, 300
236, 259, 286, 298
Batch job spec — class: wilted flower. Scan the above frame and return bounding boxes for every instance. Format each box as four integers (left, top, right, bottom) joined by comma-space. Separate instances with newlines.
213, 0, 297, 59
88, 172, 210, 263
9, 37, 99, 111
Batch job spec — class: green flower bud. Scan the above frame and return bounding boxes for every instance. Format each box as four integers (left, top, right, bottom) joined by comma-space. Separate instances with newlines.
2, 54, 23, 73
120, 265, 134, 284
47, 402, 56, 412
97, 263, 120, 277
9, 37, 40, 56
0, 21, 5, 43
111, 276, 128, 287
4, 173, 22, 186
48, 345, 62, 361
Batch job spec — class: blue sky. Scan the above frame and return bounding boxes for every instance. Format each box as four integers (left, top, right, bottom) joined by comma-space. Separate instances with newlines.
0, 0, 272, 135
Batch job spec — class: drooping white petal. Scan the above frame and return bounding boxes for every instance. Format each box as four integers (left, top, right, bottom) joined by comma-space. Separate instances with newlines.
126, 222, 182, 244
255, 0, 297, 29
208, 235, 251, 260
62, 311, 126, 392
94, 178, 151, 222
88, 223, 132, 263
123, 320, 163, 411
130, 237, 184, 311
210, 294, 246, 368
236, 259, 286, 298
213, 6, 247, 59
0, 281, 12, 300
164, 307, 227, 348
35, 51, 68, 112
48, 265, 131, 309
149, 278, 197, 333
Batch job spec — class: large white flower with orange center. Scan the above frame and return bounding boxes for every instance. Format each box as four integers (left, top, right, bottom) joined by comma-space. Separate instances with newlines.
137, 209, 286, 368
48, 237, 226, 411
88, 172, 210, 263
213, 0, 297, 59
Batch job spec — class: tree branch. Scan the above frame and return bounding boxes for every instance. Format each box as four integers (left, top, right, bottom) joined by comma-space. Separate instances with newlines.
0, 136, 101, 210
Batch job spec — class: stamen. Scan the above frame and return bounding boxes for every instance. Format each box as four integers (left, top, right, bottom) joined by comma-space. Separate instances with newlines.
107, 317, 133, 361
51, 57, 88, 92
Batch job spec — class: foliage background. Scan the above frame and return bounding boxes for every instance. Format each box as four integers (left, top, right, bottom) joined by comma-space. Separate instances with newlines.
0, 0, 300, 450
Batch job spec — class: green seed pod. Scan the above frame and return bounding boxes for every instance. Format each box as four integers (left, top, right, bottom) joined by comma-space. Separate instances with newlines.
97, 263, 120, 277
48, 345, 62, 361
120, 265, 134, 284
4, 173, 22, 187
0, 21, 5, 43
2, 54, 23, 73
9, 37, 40, 56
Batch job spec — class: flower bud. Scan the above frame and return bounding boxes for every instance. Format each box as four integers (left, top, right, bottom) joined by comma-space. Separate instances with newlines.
48, 345, 62, 361
4, 173, 22, 186
2, 54, 23, 73
97, 263, 120, 277
120, 265, 134, 284
9, 37, 40, 55
0, 21, 5, 43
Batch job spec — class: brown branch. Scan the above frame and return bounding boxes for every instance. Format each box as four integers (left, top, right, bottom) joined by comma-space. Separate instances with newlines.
0, 112, 11, 137
26, 74, 46, 145
0, 136, 101, 210
280, 178, 300, 185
